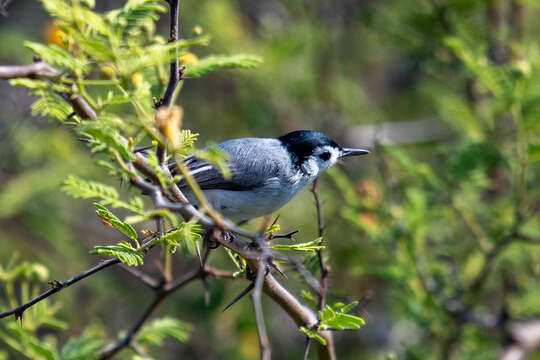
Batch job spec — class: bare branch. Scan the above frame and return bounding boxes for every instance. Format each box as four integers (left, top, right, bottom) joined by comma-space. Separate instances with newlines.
252, 261, 271, 360
159, 0, 181, 107
118, 265, 160, 290
0, 62, 59, 79
311, 179, 329, 311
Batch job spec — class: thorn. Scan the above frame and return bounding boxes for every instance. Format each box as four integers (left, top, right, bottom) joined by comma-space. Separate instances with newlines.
202, 277, 210, 306
269, 260, 287, 279
196, 241, 203, 267
64, 112, 76, 121
179, 65, 186, 81
272, 229, 300, 240
15, 311, 23, 326
48, 280, 63, 290
222, 282, 255, 312
271, 215, 280, 227
133, 145, 154, 153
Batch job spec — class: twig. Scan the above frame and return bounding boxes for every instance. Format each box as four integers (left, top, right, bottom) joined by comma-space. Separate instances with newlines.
311, 179, 329, 311
0, 62, 59, 78
159, 0, 181, 107
302, 335, 311, 360
0, 258, 119, 320
252, 261, 271, 360
98, 267, 201, 359
118, 265, 160, 290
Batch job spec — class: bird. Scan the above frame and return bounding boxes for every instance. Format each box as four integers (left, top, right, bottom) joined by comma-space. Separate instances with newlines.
171, 130, 369, 221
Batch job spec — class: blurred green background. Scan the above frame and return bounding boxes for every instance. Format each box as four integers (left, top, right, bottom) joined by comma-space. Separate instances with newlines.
0, 0, 539, 359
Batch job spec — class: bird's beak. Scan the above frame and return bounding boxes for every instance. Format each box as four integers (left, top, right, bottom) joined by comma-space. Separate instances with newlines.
339, 147, 370, 158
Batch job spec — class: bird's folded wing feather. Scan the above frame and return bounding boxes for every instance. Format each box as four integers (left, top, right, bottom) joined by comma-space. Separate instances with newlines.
170, 138, 287, 191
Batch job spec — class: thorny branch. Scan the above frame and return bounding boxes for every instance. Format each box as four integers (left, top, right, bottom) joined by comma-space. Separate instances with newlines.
0, 258, 119, 320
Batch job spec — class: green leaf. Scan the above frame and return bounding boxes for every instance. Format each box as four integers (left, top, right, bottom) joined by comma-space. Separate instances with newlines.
160, 221, 203, 254
9, 78, 71, 93
318, 302, 365, 331
61, 176, 144, 214
79, 119, 135, 161
271, 238, 324, 252
195, 145, 231, 179
30, 90, 75, 123
106, 0, 167, 37
60, 325, 104, 360
138, 317, 192, 346
25, 42, 88, 73
114, 36, 210, 75
265, 224, 280, 235
382, 145, 444, 190
299, 326, 326, 346
185, 54, 262, 78
40, 0, 108, 35
90, 241, 144, 266
145, 152, 166, 188
93, 203, 138, 243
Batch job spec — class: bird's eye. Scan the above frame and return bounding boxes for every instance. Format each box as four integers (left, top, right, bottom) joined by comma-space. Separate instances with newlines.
319, 151, 331, 161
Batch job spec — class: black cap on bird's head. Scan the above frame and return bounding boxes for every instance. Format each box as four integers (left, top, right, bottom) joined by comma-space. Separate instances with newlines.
278, 130, 369, 166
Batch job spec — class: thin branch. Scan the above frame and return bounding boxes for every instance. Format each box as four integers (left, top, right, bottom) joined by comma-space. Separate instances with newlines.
159, 0, 181, 107
302, 336, 311, 360
0, 62, 59, 78
0, 258, 119, 320
311, 179, 329, 311
252, 261, 271, 360
118, 265, 160, 290
98, 267, 202, 359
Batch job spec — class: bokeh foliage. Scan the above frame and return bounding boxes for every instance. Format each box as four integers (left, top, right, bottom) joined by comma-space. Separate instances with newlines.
0, 0, 539, 359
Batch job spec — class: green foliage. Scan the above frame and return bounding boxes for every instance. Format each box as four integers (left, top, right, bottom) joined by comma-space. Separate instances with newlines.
300, 301, 365, 346
9, 78, 70, 93
93, 203, 138, 244
60, 325, 104, 360
61, 176, 144, 214
194, 146, 231, 179
185, 54, 262, 78
160, 221, 203, 254
25, 42, 88, 73
30, 91, 75, 123
90, 241, 144, 266
271, 238, 324, 252
138, 317, 192, 346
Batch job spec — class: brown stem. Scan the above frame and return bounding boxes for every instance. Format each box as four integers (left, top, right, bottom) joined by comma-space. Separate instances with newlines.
160, 0, 180, 107
311, 180, 329, 310
0, 62, 59, 78
252, 261, 272, 360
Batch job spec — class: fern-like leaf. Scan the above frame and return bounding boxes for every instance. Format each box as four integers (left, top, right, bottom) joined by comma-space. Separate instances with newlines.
184, 54, 262, 78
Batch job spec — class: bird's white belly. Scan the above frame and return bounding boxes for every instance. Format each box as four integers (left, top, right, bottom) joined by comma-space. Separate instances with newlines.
203, 187, 293, 220
183, 177, 310, 221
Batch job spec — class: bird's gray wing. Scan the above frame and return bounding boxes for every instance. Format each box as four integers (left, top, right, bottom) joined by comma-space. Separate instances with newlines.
171, 138, 287, 191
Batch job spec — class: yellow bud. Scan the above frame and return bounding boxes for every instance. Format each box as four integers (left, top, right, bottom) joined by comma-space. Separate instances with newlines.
100, 65, 116, 77
192, 25, 203, 35
179, 53, 199, 65
131, 72, 143, 87
154, 106, 183, 148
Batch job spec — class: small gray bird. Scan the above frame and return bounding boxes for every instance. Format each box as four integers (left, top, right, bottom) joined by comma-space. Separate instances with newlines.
173, 130, 369, 221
